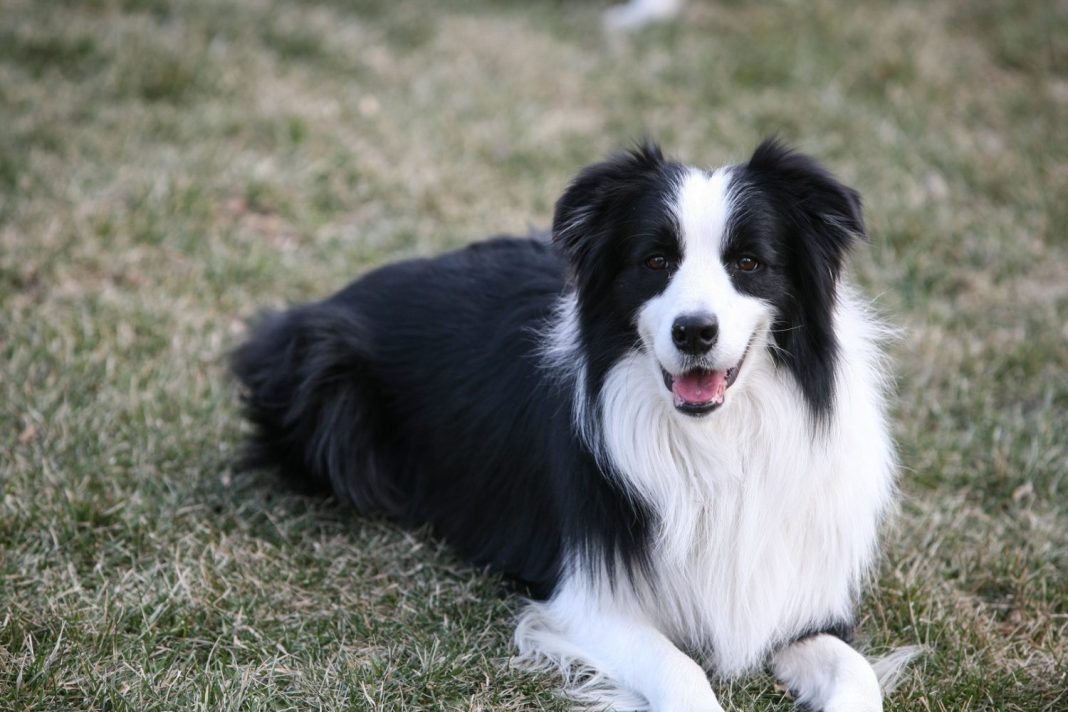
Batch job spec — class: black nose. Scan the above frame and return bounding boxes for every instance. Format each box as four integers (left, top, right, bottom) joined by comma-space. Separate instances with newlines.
671, 313, 719, 355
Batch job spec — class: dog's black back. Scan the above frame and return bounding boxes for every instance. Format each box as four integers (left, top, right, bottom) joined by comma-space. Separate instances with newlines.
232, 237, 649, 595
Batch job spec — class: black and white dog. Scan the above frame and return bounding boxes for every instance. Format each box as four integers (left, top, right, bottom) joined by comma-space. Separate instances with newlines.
232, 140, 909, 711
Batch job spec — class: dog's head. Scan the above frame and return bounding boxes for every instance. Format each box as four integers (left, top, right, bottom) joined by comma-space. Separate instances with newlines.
553, 139, 866, 419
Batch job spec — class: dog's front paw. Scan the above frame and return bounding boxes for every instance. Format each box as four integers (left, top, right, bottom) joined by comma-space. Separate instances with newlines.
652, 660, 726, 712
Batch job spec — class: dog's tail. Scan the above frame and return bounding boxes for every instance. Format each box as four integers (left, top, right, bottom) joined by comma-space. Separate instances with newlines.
871, 645, 924, 695
230, 302, 400, 512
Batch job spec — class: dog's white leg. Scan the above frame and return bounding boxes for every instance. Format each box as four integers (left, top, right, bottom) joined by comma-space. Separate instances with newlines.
770, 634, 882, 712
515, 582, 723, 712
561, 610, 724, 712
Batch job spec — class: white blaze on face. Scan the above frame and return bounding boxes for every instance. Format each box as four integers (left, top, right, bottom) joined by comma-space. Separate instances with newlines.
636, 168, 771, 378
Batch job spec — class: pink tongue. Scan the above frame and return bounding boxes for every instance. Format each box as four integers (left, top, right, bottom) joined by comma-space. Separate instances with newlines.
672, 369, 727, 404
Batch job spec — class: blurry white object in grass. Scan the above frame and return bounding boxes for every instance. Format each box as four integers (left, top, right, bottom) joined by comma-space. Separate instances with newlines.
603, 0, 684, 32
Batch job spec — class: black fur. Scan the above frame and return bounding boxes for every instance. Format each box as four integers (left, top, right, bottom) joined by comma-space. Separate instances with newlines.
728, 138, 866, 418
233, 237, 651, 596
553, 140, 687, 403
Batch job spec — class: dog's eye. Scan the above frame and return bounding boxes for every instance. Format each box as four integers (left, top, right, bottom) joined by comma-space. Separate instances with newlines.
645, 255, 669, 271
736, 256, 760, 273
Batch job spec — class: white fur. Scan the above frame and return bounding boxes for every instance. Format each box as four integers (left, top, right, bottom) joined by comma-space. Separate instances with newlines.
771, 635, 882, 711
539, 292, 600, 454
517, 169, 900, 710
638, 168, 771, 382
516, 577, 724, 712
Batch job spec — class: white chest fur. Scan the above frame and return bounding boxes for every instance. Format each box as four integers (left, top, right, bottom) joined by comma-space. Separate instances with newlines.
595, 291, 897, 676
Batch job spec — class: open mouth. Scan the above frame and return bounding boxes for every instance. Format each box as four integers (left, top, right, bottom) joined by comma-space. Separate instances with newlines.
660, 344, 752, 416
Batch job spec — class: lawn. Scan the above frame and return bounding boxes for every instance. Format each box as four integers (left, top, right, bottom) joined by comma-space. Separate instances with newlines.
1, 0, 1065, 710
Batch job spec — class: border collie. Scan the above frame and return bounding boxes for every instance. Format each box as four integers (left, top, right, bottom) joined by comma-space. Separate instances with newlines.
232, 140, 911, 711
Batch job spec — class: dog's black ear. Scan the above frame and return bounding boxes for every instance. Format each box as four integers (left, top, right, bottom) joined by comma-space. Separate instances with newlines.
743, 139, 867, 420
746, 138, 866, 277
552, 141, 669, 281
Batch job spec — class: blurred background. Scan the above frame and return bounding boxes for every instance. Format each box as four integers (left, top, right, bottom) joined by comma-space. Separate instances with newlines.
1, 1, 1065, 709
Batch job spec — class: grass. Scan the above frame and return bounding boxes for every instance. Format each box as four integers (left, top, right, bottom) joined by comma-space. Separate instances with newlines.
1, 0, 1065, 709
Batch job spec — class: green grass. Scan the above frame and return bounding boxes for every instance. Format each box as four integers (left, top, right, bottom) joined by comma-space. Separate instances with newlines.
1, 0, 1065, 709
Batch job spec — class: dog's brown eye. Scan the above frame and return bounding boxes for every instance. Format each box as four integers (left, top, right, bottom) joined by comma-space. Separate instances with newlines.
645, 255, 668, 271
736, 256, 760, 272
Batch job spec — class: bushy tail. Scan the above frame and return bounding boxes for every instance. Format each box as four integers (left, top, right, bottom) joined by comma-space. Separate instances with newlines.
230, 302, 399, 512
871, 645, 923, 695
